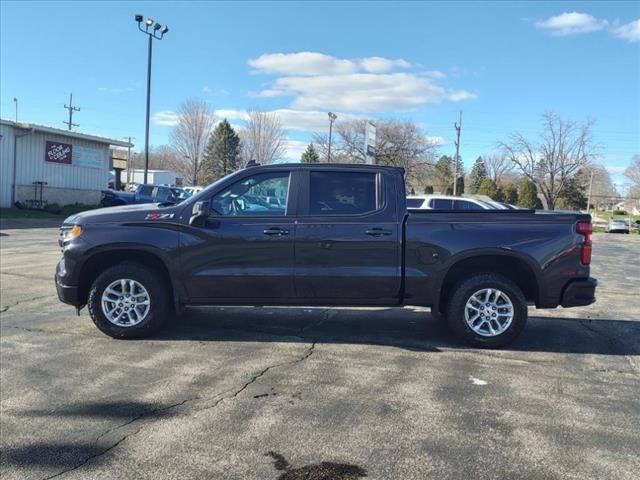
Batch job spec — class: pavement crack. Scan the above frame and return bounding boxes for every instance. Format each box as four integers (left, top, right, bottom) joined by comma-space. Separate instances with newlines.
1, 294, 54, 313
35, 340, 319, 479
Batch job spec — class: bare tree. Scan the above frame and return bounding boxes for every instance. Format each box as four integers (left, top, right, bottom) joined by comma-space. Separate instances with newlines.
169, 99, 216, 186
313, 119, 438, 189
240, 108, 286, 164
483, 154, 514, 185
499, 112, 597, 210
624, 155, 640, 187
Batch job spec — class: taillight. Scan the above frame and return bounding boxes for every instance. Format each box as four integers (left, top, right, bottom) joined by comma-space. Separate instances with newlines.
577, 221, 592, 265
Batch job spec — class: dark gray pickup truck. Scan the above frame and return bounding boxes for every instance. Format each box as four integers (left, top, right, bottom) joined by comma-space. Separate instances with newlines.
56, 163, 596, 347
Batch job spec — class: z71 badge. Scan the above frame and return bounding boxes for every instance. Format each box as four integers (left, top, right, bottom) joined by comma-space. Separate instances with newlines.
145, 213, 175, 220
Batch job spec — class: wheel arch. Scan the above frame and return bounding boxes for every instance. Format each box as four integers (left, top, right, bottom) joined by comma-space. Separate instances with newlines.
437, 251, 541, 313
78, 248, 180, 310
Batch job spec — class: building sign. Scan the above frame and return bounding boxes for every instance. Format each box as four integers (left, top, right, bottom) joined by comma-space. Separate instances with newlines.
110, 149, 128, 170
45, 141, 72, 164
364, 122, 376, 165
73, 145, 103, 169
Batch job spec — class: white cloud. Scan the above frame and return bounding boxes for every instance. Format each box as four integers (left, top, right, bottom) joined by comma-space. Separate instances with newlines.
248, 52, 358, 76
535, 12, 607, 36
421, 70, 446, 79
203, 86, 230, 95
360, 56, 411, 73
259, 73, 453, 112
207, 108, 363, 133
604, 165, 626, 175
283, 139, 309, 160
249, 51, 475, 112
152, 110, 179, 126
612, 19, 640, 42
425, 136, 446, 146
447, 90, 478, 102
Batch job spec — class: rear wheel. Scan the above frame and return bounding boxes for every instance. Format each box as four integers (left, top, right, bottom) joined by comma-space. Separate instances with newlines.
446, 273, 527, 348
88, 262, 168, 339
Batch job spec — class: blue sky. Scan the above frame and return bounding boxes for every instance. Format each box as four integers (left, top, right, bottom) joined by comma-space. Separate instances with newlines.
1, 1, 639, 187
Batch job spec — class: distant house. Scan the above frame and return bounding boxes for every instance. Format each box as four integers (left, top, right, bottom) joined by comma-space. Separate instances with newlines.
614, 199, 640, 215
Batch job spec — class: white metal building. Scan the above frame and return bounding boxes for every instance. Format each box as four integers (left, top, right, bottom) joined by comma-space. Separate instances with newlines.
128, 169, 183, 186
0, 119, 133, 207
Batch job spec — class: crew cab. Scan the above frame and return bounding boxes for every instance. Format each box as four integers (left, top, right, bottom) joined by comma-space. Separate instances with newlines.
100, 184, 189, 207
56, 163, 597, 347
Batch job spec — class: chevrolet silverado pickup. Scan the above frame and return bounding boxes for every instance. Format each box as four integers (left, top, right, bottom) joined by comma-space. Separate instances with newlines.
56, 163, 597, 347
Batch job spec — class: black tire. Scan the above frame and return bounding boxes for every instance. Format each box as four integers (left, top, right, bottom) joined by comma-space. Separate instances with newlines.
88, 262, 168, 339
446, 273, 527, 348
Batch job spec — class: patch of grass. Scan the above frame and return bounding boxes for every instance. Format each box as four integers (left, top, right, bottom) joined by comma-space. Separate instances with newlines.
595, 210, 640, 222
0, 204, 98, 219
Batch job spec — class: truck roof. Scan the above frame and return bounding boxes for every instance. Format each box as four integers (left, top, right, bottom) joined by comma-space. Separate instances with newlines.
245, 162, 404, 173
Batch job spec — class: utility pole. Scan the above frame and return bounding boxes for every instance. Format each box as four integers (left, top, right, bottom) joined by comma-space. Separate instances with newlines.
63, 93, 80, 130
13, 97, 18, 122
126, 137, 132, 187
453, 111, 462, 196
327, 112, 337, 162
586, 169, 595, 214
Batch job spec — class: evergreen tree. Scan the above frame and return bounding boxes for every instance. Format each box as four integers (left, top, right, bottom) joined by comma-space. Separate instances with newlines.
468, 157, 488, 194
477, 177, 499, 199
424, 185, 434, 194
517, 178, 542, 209
433, 155, 453, 193
556, 177, 587, 210
301, 143, 320, 163
201, 119, 241, 185
500, 183, 518, 204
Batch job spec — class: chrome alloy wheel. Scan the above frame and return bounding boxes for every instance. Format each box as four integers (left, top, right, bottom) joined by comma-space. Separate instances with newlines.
101, 279, 151, 327
464, 288, 514, 337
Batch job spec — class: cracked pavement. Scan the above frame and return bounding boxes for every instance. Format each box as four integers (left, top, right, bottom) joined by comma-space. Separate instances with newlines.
1, 221, 639, 479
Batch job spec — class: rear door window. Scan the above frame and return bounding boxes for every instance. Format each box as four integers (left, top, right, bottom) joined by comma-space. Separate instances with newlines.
308, 171, 378, 215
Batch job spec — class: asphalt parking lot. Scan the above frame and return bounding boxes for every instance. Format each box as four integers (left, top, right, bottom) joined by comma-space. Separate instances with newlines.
1, 219, 639, 480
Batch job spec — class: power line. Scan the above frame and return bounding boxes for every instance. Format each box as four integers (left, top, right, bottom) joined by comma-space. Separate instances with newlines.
63, 93, 80, 130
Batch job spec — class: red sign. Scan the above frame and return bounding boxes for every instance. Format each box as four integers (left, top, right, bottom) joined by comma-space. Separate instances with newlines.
45, 141, 72, 164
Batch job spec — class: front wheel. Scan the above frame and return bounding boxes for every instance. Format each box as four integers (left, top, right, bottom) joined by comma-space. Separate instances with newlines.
446, 273, 527, 348
88, 262, 168, 339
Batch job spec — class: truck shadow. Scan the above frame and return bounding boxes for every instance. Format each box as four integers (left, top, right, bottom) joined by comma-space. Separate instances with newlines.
156, 307, 640, 356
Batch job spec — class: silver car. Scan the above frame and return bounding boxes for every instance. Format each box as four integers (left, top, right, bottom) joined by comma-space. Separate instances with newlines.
606, 219, 630, 233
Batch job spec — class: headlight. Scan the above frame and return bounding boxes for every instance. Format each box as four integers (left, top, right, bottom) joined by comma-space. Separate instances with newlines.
60, 224, 82, 241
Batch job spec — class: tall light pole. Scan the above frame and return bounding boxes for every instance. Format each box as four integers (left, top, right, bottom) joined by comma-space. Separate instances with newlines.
135, 14, 169, 184
327, 112, 337, 162
13, 97, 18, 122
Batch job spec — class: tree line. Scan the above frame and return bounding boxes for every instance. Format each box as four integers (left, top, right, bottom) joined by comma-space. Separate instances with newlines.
134, 100, 633, 210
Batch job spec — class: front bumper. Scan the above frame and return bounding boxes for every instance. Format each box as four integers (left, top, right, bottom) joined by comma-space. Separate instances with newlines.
55, 275, 80, 306
561, 277, 597, 308
55, 258, 81, 306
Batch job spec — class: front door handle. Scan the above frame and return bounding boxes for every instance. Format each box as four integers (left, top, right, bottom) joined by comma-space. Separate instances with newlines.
263, 227, 289, 236
365, 228, 392, 237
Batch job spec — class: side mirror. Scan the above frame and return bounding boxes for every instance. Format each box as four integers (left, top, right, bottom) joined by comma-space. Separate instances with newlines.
189, 200, 211, 226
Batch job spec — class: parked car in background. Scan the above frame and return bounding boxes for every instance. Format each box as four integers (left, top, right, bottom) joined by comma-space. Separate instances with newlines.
184, 186, 204, 196
100, 184, 190, 207
407, 195, 499, 210
605, 219, 630, 233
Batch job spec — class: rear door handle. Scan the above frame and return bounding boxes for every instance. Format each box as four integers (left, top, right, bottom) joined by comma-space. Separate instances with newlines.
365, 228, 392, 236
263, 227, 289, 236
